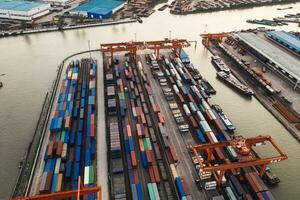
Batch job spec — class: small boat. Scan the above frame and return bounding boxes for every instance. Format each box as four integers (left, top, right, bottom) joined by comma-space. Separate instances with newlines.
264, 167, 280, 185
158, 4, 168, 11
212, 104, 236, 132
0, 82, 3, 88
277, 6, 293, 10
200, 79, 216, 95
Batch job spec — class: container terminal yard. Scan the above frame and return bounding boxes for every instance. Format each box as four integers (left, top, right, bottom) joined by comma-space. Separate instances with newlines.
201, 30, 300, 141
10, 39, 289, 200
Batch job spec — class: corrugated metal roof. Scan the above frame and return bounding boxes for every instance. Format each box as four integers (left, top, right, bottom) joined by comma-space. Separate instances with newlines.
71, 0, 124, 14
0, 0, 47, 11
267, 31, 300, 53
235, 32, 300, 81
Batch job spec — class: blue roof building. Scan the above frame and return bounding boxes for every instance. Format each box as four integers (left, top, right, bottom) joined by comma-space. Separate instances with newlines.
0, 0, 50, 20
266, 31, 300, 55
70, 0, 125, 19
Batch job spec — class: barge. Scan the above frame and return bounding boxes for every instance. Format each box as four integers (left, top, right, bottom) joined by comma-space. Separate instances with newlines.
211, 56, 230, 74
217, 71, 254, 97
211, 104, 236, 132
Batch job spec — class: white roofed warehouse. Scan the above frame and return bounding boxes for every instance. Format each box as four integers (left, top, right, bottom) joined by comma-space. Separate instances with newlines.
0, 0, 51, 21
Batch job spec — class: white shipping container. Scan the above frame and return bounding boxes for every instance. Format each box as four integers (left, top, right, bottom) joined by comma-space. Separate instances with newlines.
173, 85, 179, 95
61, 143, 68, 160
183, 104, 191, 116
84, 166, 89, 185
54, 158, 61, 174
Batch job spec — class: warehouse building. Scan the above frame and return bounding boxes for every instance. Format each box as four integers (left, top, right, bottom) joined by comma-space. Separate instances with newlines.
0, 0, 51, 21
266, 31, 300, 55
234, 32, 300, 89
42, 0, 74, 7
70, 0, 125, 19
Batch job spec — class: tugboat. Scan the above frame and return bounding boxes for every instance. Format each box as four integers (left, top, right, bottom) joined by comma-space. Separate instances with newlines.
200, 79, 216, 95
211, 56, 230, 74
264, 166, 280, 185
212, 104, 236, 132
216, 71, 253, 97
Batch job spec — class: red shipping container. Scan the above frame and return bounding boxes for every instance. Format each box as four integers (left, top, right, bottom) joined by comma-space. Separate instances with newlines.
65, 116, 70, 129
256, 193, 264, 200
135, 88, 139, 96
47, 141, 54, 158
145, 149, 152, 164
153, 165, 161, 183
169, 146, 178, 163
134, 169, 139, 184
187, 94, 195, 103
214, 147, 225, 161
213, 119, 224, 132
140, 113, 147, 125
169, 76, 175, 84
189, 116, 197, 128
181, 177, 190, 195
144, 126, 149, 138
136, 107, 142, 116
91, 114, 95, 125
245, 173, 259, 193
90, 124, 95, 138
245, 194, 254, 200
149, 166, 155, 182
44, 172, 53, 194
131, 151, 137, 168
157, 112, 165, 124
56, 141, 63, 157
136, 124, 142, 138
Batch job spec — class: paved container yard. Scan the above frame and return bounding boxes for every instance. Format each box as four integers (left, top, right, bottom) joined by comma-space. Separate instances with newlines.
234, 32, 300, 86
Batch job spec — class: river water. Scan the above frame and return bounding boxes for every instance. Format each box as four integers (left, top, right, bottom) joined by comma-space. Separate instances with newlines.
1, 2, 300, 199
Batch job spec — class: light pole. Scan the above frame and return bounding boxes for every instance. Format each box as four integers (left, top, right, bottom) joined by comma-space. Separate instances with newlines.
88, 40, 92, 60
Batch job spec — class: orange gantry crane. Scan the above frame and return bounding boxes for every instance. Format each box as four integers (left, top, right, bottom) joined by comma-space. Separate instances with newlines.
192, 135, 287, 186
100, 39, 191, 63
12, 177, 101, 200
200, 33, 228, 47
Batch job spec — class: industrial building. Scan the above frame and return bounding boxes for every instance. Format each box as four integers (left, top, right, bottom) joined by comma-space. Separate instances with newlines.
0, 0, 50, 21
70, 0, 125, 19
234, 32, 300, 89
42, 0, 74, 7
266, 31, 300, 55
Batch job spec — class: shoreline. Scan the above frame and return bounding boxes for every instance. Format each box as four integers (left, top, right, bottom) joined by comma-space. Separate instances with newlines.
206, 42, 300, 142
170, 1, 300, 15
0, 19, 137, 39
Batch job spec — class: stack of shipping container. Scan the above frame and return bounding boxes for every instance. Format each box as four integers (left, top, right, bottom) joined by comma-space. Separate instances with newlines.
38, 59, 96, 199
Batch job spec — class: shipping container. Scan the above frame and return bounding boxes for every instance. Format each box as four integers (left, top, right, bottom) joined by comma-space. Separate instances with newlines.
225, 187, 238, 200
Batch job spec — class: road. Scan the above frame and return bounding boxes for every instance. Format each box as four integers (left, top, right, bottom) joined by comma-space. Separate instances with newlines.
140, 55, 209, 199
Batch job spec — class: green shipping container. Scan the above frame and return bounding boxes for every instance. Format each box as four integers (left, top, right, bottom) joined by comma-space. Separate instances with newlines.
146, 138, 152, 150
119, 92, 125, 100
152, 183, 160, 200
225, 187, 237, 200
198, 104, 205, 113
147, 183, 155, 200
181, 196, 187, 200
143, 138, 148, 149
89, 166, 94, 184
60, 131, 65, 142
